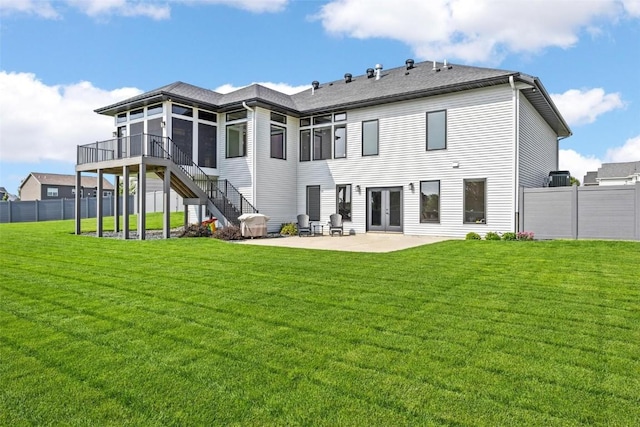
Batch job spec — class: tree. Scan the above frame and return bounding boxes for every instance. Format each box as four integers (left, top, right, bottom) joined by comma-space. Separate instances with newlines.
570, 176, 580, 186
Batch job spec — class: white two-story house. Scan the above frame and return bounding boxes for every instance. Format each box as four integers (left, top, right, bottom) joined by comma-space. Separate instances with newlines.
75, 59, 571, 238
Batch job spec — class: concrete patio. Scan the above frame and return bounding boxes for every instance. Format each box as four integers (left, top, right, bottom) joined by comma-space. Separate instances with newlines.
233, 232, 454, 253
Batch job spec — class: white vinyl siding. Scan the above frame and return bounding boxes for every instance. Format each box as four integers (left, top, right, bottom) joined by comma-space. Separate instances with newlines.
519, 96, 558, 188
296, 85, 517, 237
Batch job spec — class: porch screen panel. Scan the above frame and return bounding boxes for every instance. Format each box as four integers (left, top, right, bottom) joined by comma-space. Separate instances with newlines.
172, 117, 193, 164
198, 123, 217, 168
148, 118, 164, 157
307, 185, 321, 221
130, 122, 143, 156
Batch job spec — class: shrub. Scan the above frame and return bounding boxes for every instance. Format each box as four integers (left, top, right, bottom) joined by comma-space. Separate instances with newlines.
502, 232, 517, 241
484, 231, 501, 240
465, 232, 481, 240
517, 231, 535, 241
212, 225, 243, 241
179, 224, 211, 238
280, 223, 298, 236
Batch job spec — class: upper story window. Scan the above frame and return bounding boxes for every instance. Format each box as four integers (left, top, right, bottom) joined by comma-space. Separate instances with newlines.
147, 104, 163, 116
199, 110, 217, 123
420, 180, 440, 223
116, 113, 127, 123
271, 125, 286, 160
270, 112, 287, 124
362, 120, 379, 156
129, 109, 144, 120
226, 122, 247, 158
226, 110, 247, 121
172, 104, 193, 117
47, 187, 58, 197
300, 114, 347, 161
426, 110, 446, 150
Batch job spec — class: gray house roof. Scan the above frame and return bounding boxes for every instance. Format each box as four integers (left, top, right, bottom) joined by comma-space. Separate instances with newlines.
597, 161, 640, 178
95, 59, 571, 137
583, 171, 598, 185
21, 172, 115, 190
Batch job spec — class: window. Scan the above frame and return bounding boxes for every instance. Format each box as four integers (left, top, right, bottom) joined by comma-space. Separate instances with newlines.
172, 117, 193, 162
226, 122, 247, 158
47, 187, 58, 197
130, 108, 144, 120
198, 123, 217, 168
300, 130, 311, 162
313, 115, 332, 125
464, 179, 486, 224
270, 125, 286, 160
362, 120, 378, 156
334, 112, 347, 122
270, 112, 287, 124
199, 110, 217, 123
147, 104, 163, 116
313, 127, 332, 160
307, 185, 321, 221
226, 110, 247, 121
130, 122, 144, 156
420, 181, 440, 223
103, 191, 110, 197
334, 125, 346, 158
116, 113, 126, 123
300, 117, 311, 127
336, 184, 352, 221
172, 105, 193, 117
427, 110, 446, 150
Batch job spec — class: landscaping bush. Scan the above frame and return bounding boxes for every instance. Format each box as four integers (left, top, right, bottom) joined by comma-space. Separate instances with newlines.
465, 232, 481, 240
279, 223, 298, 236
179, 224, 212, 238
517, 231, 535, 241
485, 231, 501, 240
502, 232, 517, 241
212, 225, 243, 241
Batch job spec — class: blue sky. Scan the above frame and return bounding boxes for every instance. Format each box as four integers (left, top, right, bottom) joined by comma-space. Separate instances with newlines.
1, 0, 639, 195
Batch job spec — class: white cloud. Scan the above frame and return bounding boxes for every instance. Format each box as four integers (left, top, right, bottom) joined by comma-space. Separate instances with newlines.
315, 0, 635, 63
559, 135, 640, 182
0, 0, 60, 18
214, 82, 309, 95
605, 135, 640, 162
559, 149, 602, 182
0, 0, 288, 20
622, 0, 640, 16
550, 88, 624, 127
0, 72, 142, 163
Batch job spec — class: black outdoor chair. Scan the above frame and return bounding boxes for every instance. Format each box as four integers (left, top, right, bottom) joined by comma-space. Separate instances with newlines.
297, 214, 312, 237
329, 213, 343, 236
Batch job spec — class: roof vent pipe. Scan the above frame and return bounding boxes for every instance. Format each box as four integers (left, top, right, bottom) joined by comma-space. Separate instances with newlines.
405, 59, 415, 70
311, 80, 319, 95
344, 73, 352, 83
366, 68, 375, 78
375, 64, 383, 80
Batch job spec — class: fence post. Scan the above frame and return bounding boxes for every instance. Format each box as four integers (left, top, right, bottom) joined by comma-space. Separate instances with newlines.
636, 183, 640, 240
571, 185, 578, 239
61, 198, 65, 220
35, 200, 39, 222
8, 200, 12, 223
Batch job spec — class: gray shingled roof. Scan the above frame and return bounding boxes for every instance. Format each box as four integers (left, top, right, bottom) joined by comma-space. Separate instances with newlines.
94, 59, 571, 137
583, 171, 598, 185
597, 161, 640, 178
25, 173, 115, 190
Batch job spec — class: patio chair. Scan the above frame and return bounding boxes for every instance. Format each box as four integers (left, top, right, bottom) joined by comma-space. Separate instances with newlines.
329, 213, 343, 236
297, 214, 312, 237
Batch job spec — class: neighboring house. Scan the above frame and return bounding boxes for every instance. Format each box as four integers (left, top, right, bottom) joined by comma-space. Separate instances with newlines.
76, 59, 571, 237
583, 161, 640, 186
19, 172, 115, 201
0, 187, 16, 201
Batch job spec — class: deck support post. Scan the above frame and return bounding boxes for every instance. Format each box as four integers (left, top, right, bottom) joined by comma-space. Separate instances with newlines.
138, 163, 146, 240
123, 165, 130, 239
75, 171, 81, 235
163, 166, 171, 238
114, 175, 120, 233
96, 169, 103, 237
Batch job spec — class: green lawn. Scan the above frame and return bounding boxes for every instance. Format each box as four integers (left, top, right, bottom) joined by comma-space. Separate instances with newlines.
1, 217, 639, 426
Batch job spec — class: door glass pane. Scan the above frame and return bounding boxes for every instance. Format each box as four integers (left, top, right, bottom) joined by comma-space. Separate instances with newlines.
130, 122, 143, 156
389, 190, 401, 226
371, 191, 382, 226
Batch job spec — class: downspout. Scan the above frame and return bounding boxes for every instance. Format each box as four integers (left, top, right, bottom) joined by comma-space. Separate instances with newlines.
509, 76, 520, 232
242, 102, 257, 207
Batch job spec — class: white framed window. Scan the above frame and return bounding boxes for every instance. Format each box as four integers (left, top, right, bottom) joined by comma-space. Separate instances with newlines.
47, 187, 58, 197
362, 120, 378, 156
270, 125, 286, 160
427, 110, 446, 150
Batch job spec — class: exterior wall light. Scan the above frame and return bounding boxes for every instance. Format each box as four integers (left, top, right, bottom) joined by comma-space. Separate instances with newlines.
409, 183, 415, 191
356, 185, 361, 193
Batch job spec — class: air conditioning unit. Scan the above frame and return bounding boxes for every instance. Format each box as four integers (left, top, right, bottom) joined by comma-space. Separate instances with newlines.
548, 170, 571, 187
